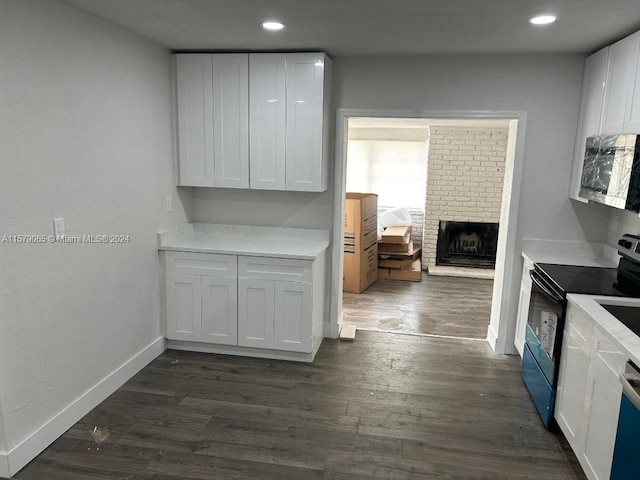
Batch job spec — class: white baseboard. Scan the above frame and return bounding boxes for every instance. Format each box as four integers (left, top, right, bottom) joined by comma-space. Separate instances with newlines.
486, 324, 498, 352
0, 454, 9, 479
0, 336, 165, 478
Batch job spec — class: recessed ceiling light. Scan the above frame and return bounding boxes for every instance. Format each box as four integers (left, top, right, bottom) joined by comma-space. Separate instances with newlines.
262, 21, 284, 31
529, 15, 557, 25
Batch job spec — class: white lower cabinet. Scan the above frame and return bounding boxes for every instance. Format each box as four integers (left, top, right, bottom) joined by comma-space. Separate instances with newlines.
556, 304, 592, 446
165, 252, 237, 344
555, 302, 626, 480
164, 250, 325, 361
237, 256, 314, 353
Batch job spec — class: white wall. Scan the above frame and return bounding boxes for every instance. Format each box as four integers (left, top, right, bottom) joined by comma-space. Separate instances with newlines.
332, 55, 612, 243
607, 208, 640, 245
0, 0, 189, 472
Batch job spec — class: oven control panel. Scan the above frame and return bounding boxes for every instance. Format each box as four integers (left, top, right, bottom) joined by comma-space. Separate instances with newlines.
618, 234, 640, 262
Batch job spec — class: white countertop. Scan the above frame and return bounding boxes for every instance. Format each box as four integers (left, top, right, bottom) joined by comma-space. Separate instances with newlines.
522, 238, 619, 267
158, 223, 330, 260
568, 294, 640, 366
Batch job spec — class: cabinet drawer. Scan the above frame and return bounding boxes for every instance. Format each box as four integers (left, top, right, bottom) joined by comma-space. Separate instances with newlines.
239, 256, 312, 283
165, 251, 237, 277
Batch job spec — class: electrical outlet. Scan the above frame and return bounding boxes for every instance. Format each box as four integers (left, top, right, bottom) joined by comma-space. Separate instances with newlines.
166, 195, 173, 213
53, 217, 65, 238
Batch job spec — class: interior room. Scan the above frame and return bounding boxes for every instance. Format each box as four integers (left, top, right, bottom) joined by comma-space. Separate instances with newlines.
341, 117, 508, 338
3, 1, 640, 479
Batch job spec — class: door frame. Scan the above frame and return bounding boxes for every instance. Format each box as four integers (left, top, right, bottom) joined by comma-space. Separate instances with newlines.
328, 108, 527, 355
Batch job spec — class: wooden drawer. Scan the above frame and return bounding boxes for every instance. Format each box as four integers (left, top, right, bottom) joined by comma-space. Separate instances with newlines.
165, 251, 237, 277
238, 256, 312, 283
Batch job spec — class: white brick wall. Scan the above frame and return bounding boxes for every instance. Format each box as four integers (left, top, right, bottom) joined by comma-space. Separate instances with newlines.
422, 126, 507, 270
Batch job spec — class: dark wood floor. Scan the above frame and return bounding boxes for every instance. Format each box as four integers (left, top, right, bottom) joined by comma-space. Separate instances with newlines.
15, 331, 585, 479
343, 275, 494, 339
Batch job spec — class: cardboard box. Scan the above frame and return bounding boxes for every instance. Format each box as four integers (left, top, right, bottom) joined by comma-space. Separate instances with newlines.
378, 267, 390, 279
378, 257, 414, 269
389, 259, 422, 282
378, 242, 413, 255
381, 225, 412, 245
344, 242, 378, 293
343, 193, 378, 293
380, 246, 422, 262
344, 193, 378, 239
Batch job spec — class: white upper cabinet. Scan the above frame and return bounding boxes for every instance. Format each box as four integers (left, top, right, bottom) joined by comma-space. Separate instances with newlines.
285, 53, 331, 192
176, 54, 249, 188
570, 47, 608, 201
600, 30, 640, 134
176, 52, 332, 192
176, 54, 215, 187
212, 54, 249, 188
249, 54, 287, 190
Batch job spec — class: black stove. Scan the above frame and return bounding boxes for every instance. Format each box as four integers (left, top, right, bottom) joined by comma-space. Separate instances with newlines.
535, 263, 640, 298
522, 234, 640, 430
534, 234, 640, 299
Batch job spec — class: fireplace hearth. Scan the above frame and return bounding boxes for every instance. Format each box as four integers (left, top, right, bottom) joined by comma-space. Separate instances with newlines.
436, 221, 499, 269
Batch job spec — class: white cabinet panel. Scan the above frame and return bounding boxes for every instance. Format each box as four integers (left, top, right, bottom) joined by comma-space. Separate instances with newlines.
601, 35, 638, 134
285, 53, 326, 192
626, 31, 640, 132
249, 53, 286, 190
514, 258, 533, 356
274, 282, 312, 352
555, 307, 591, 447
176, 54, 214, 186
238, 278, 276, 349
213, 54, 249, 188
582, 354, 623, 480
570, 48, 609, 201
202, 276, 237, 345
166, 272, 202, 341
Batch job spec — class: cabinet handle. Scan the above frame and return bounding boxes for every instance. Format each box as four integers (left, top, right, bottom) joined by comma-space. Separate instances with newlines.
620, 372, 640, 410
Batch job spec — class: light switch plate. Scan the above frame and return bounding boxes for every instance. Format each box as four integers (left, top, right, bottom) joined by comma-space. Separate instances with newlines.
53, 217, 65, 238
166, 196, 173, 213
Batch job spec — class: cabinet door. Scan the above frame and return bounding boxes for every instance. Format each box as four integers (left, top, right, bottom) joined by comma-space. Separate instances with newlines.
274, 282, 312, 352
285, 53, 326, 192
249, 54, 286, 190
176, 54, 215, 186
212, 54, 249, 188
581, 329, 625, 480
555, 306, 592, 449
201, 276, 237, 345
570, 47, 609, 201
166, 272, 202, 341
601, 36, 638, 135
238, 278, 275, 349
624, 31, 640, 132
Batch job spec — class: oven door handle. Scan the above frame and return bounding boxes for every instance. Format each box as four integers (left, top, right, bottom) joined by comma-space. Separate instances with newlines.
620, 372, 640, 411
530, 271, 564, 304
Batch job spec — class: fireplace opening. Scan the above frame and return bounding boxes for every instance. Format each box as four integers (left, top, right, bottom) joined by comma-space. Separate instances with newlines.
436, 221, 499, 269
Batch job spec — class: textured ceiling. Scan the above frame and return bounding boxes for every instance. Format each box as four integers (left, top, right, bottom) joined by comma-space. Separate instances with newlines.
60, 0, 640, 55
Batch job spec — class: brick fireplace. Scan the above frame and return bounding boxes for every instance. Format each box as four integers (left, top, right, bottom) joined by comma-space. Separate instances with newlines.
422, 126, 507, 276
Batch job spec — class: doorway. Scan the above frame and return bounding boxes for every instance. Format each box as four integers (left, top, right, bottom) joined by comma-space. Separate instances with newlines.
329, 109, 526, 353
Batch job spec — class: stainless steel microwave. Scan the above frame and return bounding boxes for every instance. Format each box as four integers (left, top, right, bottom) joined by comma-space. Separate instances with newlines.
579, 134, 640, 212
